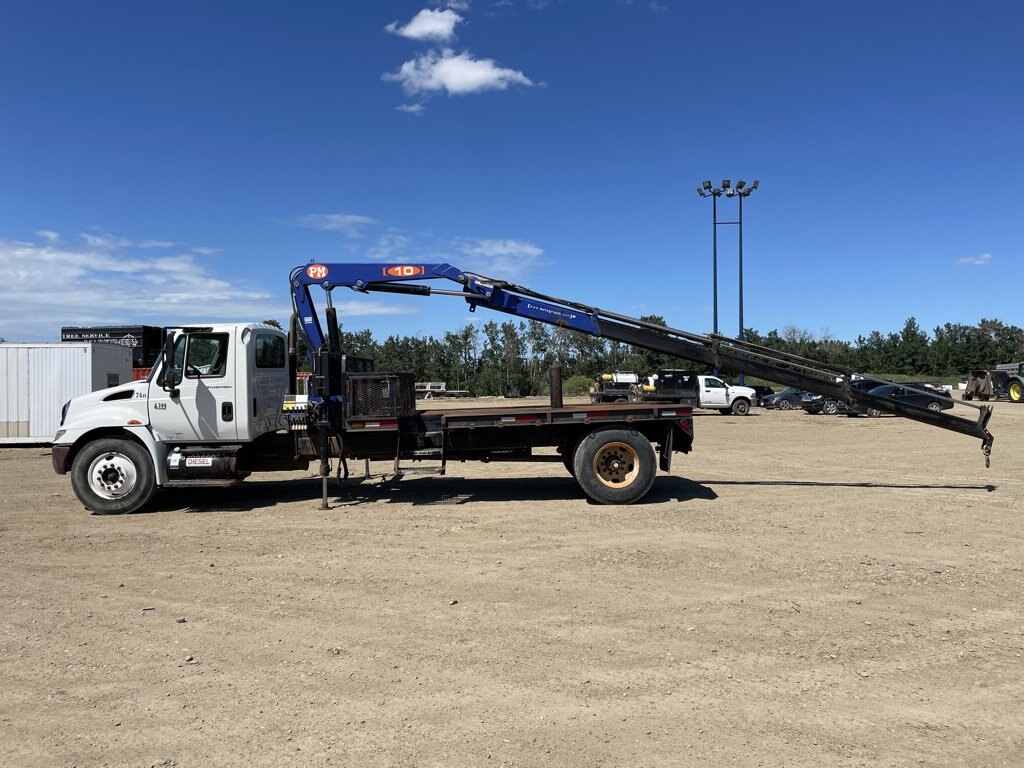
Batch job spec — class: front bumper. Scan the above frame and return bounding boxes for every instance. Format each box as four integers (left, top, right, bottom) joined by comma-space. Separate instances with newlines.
52, 445, 71, 474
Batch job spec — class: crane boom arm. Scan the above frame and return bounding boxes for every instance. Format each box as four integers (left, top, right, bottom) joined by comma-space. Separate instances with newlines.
289, 262, 994, 463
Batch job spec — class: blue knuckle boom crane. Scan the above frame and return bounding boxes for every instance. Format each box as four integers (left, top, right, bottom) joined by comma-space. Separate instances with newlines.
289, 261, 993, 504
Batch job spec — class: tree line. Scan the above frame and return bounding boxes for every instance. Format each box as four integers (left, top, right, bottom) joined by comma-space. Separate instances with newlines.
273, 317, 1024, 397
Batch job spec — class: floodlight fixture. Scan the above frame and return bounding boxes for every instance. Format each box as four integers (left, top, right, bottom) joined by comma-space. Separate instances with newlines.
750, 179, 759, 190
697, 188, 706, 197
735, 180, 746, 190
702, 180, 713, 191
726, 188, 736, 197
722, 179, 731, 189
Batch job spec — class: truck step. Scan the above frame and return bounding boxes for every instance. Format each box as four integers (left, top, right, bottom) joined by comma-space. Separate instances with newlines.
395, 467, 446, 477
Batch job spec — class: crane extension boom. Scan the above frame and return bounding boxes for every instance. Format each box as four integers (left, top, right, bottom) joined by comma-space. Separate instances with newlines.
290, 262, 994, 465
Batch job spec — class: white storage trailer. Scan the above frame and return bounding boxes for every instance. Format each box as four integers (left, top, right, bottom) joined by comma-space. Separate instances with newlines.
0, 343, 132, 444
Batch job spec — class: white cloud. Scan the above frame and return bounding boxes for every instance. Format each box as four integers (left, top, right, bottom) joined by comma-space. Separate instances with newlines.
81, 232, 132, 249
457, 238, 545, 280
0, 233, 413, 342
366, 233, 413, 261
384, 48, 533, 96
397, 102, 427, 115
290, 213, 380, 237
955, 252, 992, 266
138, 239, 175, 249
385, 8, 463, 42
35, 229, 60, 242
191, 246, 222, 256
445, 1, 472, 10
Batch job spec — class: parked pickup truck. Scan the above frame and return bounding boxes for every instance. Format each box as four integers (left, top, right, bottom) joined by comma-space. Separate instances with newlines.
634, 370, 756, 415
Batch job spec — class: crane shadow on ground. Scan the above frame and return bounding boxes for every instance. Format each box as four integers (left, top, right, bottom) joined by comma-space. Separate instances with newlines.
694, 478, 997, 492
140, 474, 718, 514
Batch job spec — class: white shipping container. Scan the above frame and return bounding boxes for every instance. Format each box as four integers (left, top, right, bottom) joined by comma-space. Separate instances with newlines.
0, 343, 133, 444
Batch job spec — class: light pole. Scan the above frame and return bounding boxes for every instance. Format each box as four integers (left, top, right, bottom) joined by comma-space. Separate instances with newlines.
698, 179, 758, 383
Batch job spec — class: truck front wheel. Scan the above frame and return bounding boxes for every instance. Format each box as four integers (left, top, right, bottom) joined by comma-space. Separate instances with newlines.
573, 429, 657, 505
1009, 380, 1024, 403
730, 398, 751, 416
70, 438, 157, 515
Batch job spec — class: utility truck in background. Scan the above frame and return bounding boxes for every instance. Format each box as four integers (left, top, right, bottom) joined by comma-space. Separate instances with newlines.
590, 372, 639, 403
51, 262, 997, 515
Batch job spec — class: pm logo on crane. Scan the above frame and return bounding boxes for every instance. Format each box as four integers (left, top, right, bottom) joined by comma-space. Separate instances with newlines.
383, 265, 425, 278
306, 264, 329, 280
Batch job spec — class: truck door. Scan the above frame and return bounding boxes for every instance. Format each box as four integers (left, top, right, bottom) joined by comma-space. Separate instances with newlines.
700, 376, 730, 408
149, 332, 239, 442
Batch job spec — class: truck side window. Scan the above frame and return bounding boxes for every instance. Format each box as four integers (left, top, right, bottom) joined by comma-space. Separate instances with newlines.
255, 335, 285, 368
185, 334, 229, 378
706, 378, 725, 388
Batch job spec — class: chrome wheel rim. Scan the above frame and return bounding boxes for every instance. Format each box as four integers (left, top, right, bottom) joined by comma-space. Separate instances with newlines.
87, 451, 139, 500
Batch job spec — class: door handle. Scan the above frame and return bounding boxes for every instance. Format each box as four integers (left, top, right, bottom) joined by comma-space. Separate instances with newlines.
222, 402, 234, 422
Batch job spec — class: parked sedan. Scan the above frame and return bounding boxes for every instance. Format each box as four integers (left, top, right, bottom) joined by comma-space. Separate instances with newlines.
801, 379, 887, 416
801, 391, 848, 415
867, 384, 955, 413
761, 387, 807, 410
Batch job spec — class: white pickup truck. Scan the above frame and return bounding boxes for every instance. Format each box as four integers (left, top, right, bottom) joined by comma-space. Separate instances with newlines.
634, 370, 757, 415
695, 375, 757, 415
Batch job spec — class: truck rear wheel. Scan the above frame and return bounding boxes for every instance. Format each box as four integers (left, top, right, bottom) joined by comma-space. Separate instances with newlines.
573, 429, 657, 505
1010, 381, 1024, 403
70, 438, 157, 515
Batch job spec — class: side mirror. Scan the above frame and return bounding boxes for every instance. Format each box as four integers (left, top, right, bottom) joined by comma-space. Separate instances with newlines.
162, 331, 182, 396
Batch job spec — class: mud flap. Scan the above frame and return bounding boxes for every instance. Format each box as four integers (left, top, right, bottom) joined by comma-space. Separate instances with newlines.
659, 425, 673, 472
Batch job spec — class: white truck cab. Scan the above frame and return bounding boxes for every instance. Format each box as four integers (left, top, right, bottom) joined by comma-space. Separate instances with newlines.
52, 323, 293, 514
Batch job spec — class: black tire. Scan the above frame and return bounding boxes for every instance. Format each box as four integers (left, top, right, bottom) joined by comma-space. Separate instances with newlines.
926, 401, 942, 413
718, 408, 731, 415
70, 438, 157, 515
558, 444, 577, 478
614, 397, 627, 403
730, 398, 751, 416
777, 399, 793, 411
822, 400, 839, 416
867, 408, 882, 418
1009, 381, 1024, 403
572, 429, 657, 505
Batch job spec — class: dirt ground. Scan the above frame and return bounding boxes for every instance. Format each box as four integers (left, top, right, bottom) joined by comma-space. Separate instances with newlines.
1, 397, 1022, 768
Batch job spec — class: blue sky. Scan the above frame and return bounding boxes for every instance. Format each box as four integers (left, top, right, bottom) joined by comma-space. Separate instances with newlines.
1, 0, 1021, 344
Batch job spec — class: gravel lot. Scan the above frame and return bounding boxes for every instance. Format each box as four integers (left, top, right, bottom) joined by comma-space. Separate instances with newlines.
1, 398, 1022, 767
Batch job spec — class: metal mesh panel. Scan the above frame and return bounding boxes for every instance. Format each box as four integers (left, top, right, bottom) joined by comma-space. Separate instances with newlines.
347, 373, 416, 419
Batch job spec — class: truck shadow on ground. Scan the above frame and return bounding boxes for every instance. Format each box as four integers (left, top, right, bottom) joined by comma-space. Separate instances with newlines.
144, 475, 718, 513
